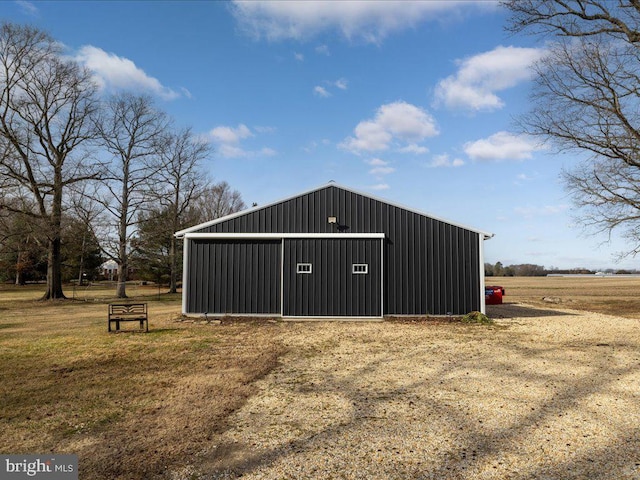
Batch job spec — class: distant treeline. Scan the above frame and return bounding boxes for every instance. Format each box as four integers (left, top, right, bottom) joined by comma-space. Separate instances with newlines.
485, 262, 640, 277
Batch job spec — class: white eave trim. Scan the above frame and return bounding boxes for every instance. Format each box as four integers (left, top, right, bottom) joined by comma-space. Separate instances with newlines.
183, 232, 385, 240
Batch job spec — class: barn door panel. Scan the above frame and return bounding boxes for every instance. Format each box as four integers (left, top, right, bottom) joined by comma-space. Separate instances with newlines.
282, 238, 382, 317
187, 239, 281, 314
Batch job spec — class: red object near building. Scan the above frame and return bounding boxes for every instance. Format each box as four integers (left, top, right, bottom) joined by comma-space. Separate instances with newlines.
485, 285, 504, 305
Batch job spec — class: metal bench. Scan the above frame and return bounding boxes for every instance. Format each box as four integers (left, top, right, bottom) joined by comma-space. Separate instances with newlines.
108, 303, 148, 332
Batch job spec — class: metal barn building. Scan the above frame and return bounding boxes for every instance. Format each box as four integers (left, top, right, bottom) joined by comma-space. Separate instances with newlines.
175, 183, 493, 318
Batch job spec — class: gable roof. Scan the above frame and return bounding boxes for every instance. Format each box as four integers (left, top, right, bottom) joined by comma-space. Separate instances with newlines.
175, 182, 494, 239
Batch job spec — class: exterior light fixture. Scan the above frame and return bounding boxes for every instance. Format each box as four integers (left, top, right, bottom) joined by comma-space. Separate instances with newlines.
328, 216, 337, 224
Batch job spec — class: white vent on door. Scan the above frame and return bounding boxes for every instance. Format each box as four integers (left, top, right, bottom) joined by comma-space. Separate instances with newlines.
297, 263, 312, 274
352, 264, 368, 274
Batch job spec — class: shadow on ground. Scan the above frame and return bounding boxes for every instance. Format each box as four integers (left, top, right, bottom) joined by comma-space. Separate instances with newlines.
196, 313, 640, 480
487, 302, 576, 319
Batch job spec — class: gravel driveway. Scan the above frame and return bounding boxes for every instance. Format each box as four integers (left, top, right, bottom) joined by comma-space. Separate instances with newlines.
180, 303, 640, 479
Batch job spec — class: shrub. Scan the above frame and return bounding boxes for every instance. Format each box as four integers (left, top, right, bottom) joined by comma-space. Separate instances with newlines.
462, 311, 493, 324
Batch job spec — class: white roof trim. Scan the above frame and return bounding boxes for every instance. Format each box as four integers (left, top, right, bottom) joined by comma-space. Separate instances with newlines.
175, 182, 494, 239
184, 232, 385, 240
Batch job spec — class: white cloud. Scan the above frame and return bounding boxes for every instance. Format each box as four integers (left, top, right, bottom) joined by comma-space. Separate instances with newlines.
314, 86, 331, 98
514, 172, 539, 185
260, 147, 277, 156
344, 121, 392, 152
464, 131, 545, 161
230, 1, 492, 44
365, 158, 395, 176
314, 78, 348, 98
369, 166, 395, 175
16, 0, 38, 15
434, 45, 545, 112
208, 124, 275, 158
341, 101, 438, 153
209, 124, 253, 144
75, 46, 182, 100
217, 144, 247, 158
376, 102, 439, 141
365, 158, 394, 179
254, 125, 277, 134
334, 78, 348, 90
429, 153, 464, 168
365, 158, 388, 166
514, 204, 569, 219
399, 144, 428, 154
368, 183, 390, 191
316, 44, 331, 56
294, 52, 304, 62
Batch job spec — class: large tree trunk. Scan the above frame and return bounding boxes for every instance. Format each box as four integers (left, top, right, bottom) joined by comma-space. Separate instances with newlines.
42, 173, 65, 300
116, 162, 129, 299
116, 237, 128, 298
116, 261, 128, 298
43, 236, 65, 299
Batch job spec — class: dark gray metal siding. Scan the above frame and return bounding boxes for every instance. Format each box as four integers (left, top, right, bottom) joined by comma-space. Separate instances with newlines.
192, 186, 481, 315
283, 238, 382, 317
187, 240, 281, 314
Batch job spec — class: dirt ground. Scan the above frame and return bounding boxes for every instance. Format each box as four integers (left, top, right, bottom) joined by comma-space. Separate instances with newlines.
183, 299, 640, 479
1, 278, 639, 479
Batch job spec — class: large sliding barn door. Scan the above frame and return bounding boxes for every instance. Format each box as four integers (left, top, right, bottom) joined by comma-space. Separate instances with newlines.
186, 239, 281, 315
282, 238, 382, 317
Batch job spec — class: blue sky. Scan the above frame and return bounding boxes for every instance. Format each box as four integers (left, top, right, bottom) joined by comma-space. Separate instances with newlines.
4, 0, 637, 270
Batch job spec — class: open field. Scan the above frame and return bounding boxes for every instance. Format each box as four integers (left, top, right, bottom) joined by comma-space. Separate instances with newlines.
1, 278, 639, 479
486, 275, 640, 318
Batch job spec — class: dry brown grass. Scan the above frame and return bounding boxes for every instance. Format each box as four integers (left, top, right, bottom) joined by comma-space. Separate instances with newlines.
487, 275, 640, 318
0, 285, 285, 479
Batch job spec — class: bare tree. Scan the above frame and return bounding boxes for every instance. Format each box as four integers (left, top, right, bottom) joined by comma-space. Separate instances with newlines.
505, 1, 640, 42
133, 177, 246, 292
153, 128, 210, 293
0, 22, 99, 299
60, 212, 103, 285
504, 0, 640, 257
94, 93, 169, 298
194, 181, 247, 223
0, 201, 46, 284
68, 185, 105, 285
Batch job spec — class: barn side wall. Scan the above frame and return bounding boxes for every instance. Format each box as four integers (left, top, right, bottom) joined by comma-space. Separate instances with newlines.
192, 186, 481, 315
